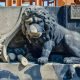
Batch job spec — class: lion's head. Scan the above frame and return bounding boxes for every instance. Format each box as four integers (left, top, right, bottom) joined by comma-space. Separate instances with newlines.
21, 6, 56, 40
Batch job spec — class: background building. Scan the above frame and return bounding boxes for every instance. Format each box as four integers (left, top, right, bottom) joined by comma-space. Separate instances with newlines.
0, 0, 78, 6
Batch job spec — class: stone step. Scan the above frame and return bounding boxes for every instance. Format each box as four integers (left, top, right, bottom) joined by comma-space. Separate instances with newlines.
0, 63, 79, 80
0, 63, 59, 80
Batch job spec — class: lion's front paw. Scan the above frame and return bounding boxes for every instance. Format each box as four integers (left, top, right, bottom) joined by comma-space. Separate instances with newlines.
38, 57, 48, 64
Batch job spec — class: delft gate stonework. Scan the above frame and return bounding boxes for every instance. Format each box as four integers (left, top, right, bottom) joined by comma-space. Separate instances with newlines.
0, 6, 80, 80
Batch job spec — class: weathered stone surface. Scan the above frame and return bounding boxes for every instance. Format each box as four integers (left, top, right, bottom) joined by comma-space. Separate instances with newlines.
0, 63, 79, 80
0, 63, 59, 80
0, 7, 21, 35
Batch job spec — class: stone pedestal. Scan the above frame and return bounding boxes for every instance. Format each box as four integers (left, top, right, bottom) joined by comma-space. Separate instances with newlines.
0, 63, 59, 80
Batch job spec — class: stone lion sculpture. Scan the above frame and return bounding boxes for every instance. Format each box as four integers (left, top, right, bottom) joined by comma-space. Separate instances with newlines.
21, 6, 80, 64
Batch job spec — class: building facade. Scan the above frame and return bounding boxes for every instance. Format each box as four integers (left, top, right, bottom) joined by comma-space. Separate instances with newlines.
0, 0, 78, 6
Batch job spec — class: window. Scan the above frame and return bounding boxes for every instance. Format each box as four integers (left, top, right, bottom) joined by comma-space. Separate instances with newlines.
0, 2, 5, 6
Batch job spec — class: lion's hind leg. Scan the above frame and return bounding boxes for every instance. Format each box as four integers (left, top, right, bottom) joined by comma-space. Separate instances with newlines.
64, 33, 80, 64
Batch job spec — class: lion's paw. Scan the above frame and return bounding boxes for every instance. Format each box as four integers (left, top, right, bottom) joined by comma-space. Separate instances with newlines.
38, 57, 48, 64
